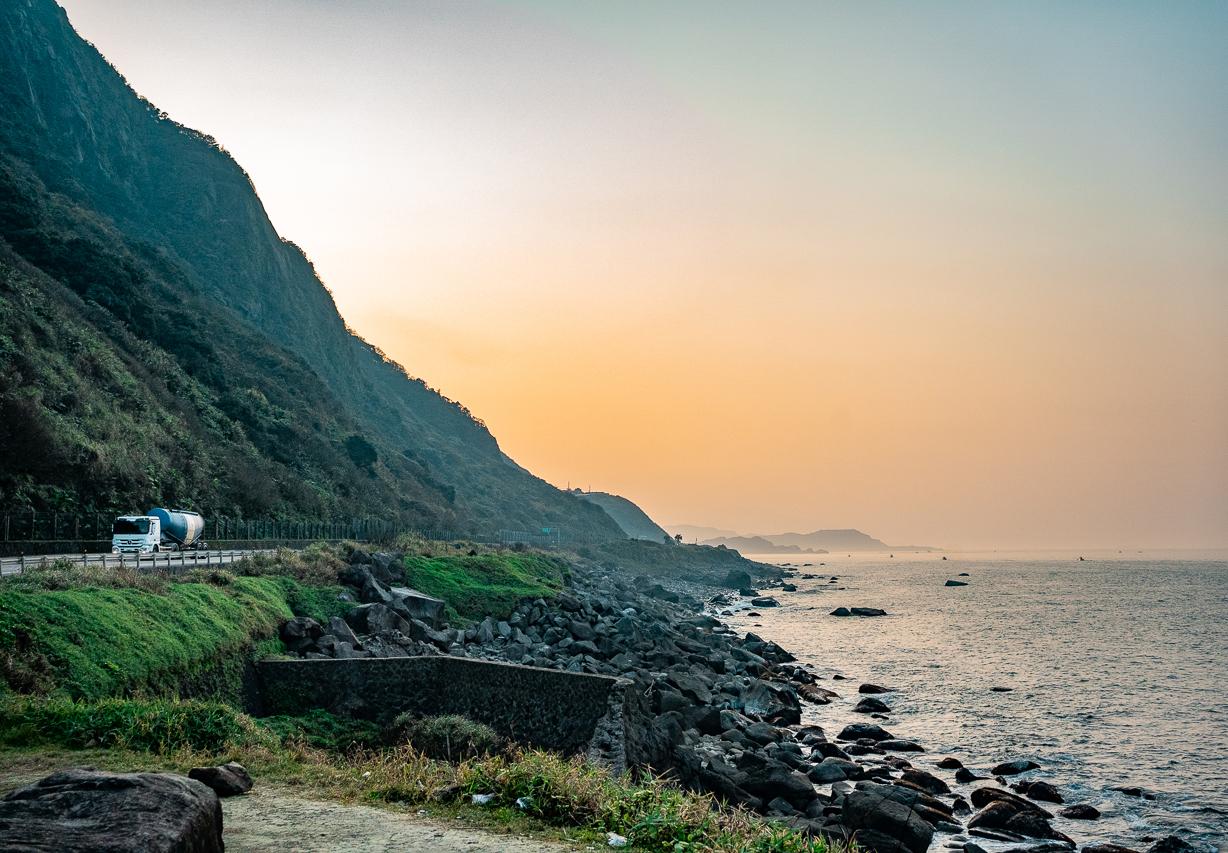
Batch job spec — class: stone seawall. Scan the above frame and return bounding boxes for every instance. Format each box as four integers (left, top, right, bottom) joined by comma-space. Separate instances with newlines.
257, 656, 630, 766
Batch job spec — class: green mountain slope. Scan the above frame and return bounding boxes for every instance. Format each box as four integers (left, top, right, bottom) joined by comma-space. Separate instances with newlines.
574, 491, 671, 542
0, 0, 622, 539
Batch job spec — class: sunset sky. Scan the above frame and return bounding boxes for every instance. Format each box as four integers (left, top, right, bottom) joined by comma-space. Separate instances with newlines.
58, 1, 1227, 549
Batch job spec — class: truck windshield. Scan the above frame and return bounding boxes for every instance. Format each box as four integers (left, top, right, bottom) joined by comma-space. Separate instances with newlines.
112, 518, 149, 535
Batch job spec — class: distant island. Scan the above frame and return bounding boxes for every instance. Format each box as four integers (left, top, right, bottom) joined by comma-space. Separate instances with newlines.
670, 525, 937, 553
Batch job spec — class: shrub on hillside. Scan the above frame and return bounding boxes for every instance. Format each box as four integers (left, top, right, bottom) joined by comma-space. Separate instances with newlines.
386, 713, 504, 761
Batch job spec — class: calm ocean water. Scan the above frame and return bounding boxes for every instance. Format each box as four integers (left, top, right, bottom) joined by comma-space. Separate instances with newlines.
718, 551, 1228, 851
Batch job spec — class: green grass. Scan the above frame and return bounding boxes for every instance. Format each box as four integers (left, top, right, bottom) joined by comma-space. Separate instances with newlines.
400, 552, 569, 622
0, 575, 291, 699
259, 708, 382, 752
0, 695, 272, 753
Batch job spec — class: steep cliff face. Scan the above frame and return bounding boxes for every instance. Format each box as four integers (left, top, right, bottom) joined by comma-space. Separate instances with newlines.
0, 0, 622, 539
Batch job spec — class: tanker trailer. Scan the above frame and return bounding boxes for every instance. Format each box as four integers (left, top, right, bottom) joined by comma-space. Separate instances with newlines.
147, 508, 207, 551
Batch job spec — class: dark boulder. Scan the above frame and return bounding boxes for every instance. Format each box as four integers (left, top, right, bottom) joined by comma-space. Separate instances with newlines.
838, 723, 893, 742
750, 596, 779, 607
736, 679, 802, 725
737, 753, 817, 810
808, 757, 863, 784
879, 739, 924, 752
1082, 846, 1141, 853
187, 762, 252, 797
389, 586, 446, 627
1147, 837, 1198, 853
898, 768, 950, 796
1059, 803, 1100, 820
1113, 785, 1157, 800
0, 769, 223, 852
936, 757, 963, 769
969, 800, 1070, 842
853, 697, 892, 714
944, 579, 968, 586
859, 684, 895, 694
954, 767, 984, 783
346, 603, 411, 636
970, 787, 1052, 817
798, 683, 839, 705
1016, 779, 1063, 803
840, 782, 935, 853
992, 759, 1040, 775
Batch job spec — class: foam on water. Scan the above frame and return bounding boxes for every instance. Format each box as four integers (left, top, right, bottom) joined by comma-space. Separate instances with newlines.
718, 551, 1228, 851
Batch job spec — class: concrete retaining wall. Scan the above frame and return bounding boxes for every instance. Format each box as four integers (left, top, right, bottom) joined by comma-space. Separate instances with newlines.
257, 656, 630, 766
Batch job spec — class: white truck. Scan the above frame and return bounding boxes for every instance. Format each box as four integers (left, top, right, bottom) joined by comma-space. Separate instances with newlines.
111, 508, 206, 554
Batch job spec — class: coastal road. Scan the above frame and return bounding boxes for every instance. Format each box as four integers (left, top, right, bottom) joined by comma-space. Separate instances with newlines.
0, 549, 267, 577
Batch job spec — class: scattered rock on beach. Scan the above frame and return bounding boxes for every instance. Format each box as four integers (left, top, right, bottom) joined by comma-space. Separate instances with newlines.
838, 723, 894, 742
1147, 836, 1198, 853
1059, 803, 1100, 820
859, 683, 895, 694
750, 596, 779, 607
992, 759, 1039, 776
937, 757, 963, 769
1113, 785, 1157, 800
840, 782, 936, 853
945, 579, 969, 587
853, 696, 892, 714
1012, 779, 1062, 803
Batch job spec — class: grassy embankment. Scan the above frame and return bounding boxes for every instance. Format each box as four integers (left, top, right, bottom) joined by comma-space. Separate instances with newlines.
0, 543, 846, 852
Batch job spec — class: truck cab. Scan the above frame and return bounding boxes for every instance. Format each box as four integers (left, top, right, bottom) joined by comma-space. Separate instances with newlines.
111, 515, 162, 554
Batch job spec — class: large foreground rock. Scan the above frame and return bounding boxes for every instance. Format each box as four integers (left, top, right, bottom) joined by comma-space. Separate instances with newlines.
0, 769, 223, 852
840, 782, 935, 853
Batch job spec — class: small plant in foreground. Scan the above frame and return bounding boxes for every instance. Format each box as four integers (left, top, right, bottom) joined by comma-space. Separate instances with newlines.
387, 713, 504, 761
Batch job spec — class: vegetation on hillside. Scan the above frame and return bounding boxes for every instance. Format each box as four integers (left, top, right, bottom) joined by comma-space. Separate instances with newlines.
400, 551, 569, 622
0, 0, 625, 541
0, 572, 291, 700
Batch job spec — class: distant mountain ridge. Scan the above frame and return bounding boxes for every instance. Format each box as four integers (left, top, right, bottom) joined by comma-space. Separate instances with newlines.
701, 536, 826, 555
0, 0, 623, 539
762, 529, 891, 552
683, 526, 936, 553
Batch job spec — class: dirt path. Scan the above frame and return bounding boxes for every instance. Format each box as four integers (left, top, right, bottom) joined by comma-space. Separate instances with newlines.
222, 787, 585, 852
0, 758, 585, 853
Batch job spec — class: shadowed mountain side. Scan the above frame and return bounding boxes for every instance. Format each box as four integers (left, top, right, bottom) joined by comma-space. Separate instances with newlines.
574, 491, 671, 543
0, 0, 622, 538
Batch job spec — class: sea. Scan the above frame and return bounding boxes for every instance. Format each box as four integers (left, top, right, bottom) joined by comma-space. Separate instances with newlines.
716, 550, 1228, 852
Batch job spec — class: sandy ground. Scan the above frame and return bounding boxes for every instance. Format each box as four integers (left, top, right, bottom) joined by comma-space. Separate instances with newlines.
222, 787, 585, 852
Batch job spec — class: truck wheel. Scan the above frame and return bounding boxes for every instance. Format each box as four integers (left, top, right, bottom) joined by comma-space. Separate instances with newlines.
152, 545, 160, 553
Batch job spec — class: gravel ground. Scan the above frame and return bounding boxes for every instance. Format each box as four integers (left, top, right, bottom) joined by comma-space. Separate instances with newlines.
222, 787, 583, 852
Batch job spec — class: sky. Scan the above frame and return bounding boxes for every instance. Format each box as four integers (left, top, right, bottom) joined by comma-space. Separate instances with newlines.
58, 1, 1228, 549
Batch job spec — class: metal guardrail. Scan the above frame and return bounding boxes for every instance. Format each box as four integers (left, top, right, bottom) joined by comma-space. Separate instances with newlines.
0, 549, 268, 577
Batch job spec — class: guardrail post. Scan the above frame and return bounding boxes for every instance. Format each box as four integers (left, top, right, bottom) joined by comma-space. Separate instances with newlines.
19, 553, 25, 574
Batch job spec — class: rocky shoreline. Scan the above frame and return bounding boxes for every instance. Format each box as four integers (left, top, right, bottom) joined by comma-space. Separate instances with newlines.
278, 549, 1205, 853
